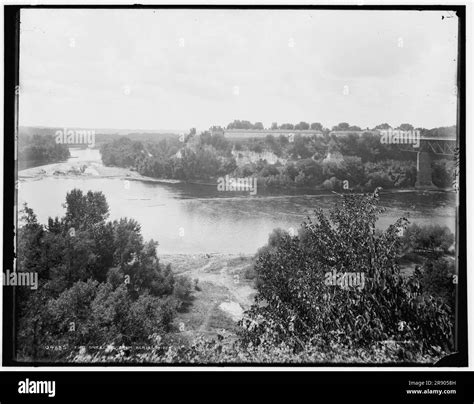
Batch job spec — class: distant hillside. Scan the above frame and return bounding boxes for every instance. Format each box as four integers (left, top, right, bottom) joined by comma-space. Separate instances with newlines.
18, 133, 70, 170
423, 126, 457, 138
18, 126, 182, 147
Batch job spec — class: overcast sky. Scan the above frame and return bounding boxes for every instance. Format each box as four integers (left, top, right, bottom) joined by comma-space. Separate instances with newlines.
19, 9, 459, 132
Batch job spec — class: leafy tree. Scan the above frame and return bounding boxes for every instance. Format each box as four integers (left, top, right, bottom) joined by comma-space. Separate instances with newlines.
16, 192, 183, 361
397, 123, 414, 131
64, 189, 109, 231
374, 123, 391, 130
17, 204, 45, 277
332, 122, 350, 131
400, 223, 454, 257
18, 134, 70, 170
295, 122, 310, 130
289, 137, 312, 159
310, 122, 323, 131
241, 190, 454, 353
432, 159, 455, 188
414, 258, 456, 308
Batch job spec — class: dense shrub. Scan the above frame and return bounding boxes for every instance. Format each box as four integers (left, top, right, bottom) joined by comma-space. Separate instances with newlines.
432, 159, 455, 188
70, 332, 444, 364
240, 190, 454, 354
16, 190, 186, 361
400, 223, 454, 257
413, 259, 456, 309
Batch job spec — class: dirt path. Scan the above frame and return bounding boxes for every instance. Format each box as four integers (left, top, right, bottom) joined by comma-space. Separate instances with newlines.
184, 256, 255, 308
160, 254, 256, 337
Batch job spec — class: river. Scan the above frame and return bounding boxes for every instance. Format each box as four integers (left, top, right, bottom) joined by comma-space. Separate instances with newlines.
18, 148, 457, 254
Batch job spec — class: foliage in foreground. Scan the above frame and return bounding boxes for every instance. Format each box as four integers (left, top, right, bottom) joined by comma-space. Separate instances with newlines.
18, 189, 455, 364
240, 189, 454, 355
70, 190, 455, 364
70, 332, 444, 364
16, 190, 192, 361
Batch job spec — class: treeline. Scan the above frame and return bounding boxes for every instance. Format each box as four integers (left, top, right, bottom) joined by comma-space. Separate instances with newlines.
16, 190, 192, 361
224, 120, 325, 131
232, 132, 453, 190
100, 135, 236, 181
71, 191, 455, 363
99, 128, 455, 190
18, 134, 70, 170
223, 120, 456, 134
236, 157, 418, 191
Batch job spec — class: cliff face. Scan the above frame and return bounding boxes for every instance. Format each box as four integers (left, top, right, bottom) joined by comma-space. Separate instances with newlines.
323, 151, 344, 164
231, 149, 287, 167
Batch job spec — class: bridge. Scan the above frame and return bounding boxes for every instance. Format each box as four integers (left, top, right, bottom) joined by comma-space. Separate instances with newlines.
398, 137, 457, 189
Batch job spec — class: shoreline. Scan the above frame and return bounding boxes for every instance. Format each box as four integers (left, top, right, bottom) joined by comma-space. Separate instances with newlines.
18, 159, 453, 195
18, 159, 180, 184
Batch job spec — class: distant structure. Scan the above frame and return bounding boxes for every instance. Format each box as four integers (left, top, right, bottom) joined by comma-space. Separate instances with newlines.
211, 128, 323, 139
329, 130, 380, 137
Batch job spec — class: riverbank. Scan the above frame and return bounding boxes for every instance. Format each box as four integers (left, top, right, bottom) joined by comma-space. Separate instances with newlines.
19, 159, 453, 197
18, 158, 180, 184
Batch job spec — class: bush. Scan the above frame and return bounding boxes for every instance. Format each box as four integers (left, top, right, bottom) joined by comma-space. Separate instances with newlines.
400, 223, 454, 257
173, 276, 193, 303
240, 190, 454, 353
16, 191, 180, 361
322, 176, 342, 190
71, 333, 444, 364
432, 159, 455, 188
413, 258, 456, 308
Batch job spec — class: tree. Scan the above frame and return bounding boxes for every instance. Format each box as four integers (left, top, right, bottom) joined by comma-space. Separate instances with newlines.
295, 122, 310, 130
415, 258, 456, 308
241, 190, 454, 353
310, 122, 323, 131
398, 123, 414, 131
374, 123, 391, 130
332, 122, 350, 131
18, 134, 70, 169
289, 137, 312, 159
17, 204, 45, 276
271, 122, 278, 130
63, 189, 109, 231
401, 223, 454, 257
16, 192, 183, 361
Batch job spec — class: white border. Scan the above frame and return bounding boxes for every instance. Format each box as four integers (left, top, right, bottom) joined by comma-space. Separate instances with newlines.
0, 0, 472, 372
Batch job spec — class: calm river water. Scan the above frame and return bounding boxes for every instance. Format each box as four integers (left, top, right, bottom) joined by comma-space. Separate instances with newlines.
18, 148, 457, 254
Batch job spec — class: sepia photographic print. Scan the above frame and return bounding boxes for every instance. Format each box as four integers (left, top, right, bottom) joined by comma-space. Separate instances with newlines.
4, 5, 466, 366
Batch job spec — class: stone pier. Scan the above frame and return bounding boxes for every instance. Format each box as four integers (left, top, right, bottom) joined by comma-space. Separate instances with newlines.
415, 151, 435, 189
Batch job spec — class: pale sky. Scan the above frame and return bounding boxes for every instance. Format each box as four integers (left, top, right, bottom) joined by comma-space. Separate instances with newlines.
19, 9, 459, 132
